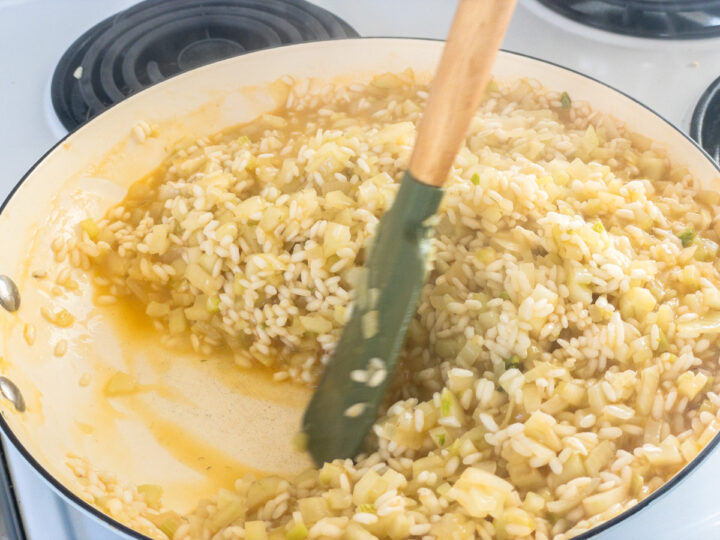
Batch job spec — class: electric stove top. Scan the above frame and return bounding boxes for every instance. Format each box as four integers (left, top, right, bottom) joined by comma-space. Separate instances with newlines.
2, 1, 720, 538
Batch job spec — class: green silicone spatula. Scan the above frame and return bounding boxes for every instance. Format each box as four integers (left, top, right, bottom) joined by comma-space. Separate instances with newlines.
302, 0, 517, 465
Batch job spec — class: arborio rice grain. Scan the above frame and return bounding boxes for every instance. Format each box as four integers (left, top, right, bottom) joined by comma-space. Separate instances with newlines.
67, 70, 720, 539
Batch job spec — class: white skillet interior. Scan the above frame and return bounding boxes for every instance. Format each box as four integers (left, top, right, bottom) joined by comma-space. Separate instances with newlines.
0, 38, 718, 526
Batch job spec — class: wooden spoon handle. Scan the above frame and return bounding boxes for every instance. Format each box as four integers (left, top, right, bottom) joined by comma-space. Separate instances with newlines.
409, 0, 516, 186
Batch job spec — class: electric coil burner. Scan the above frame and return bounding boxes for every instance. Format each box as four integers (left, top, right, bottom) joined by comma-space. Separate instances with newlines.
691, 76, 720, 162
50, 0, 358, 131
536, 0, 720, 39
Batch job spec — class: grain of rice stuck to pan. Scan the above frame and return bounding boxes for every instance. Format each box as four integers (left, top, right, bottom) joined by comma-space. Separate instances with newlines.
65, 70, 720, 539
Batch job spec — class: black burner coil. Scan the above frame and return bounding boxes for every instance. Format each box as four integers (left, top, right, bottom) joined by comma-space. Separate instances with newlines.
51, 0, 358, 131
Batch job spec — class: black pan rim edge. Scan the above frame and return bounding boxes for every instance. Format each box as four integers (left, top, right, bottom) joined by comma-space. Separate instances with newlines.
3, 37, 720, 540
690, 72, 720, 154
0, 438, 27, 540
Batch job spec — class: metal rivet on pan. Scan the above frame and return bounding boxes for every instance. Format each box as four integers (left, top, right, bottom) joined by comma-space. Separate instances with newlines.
0, 377, 25, 412
0, 276, 20, 312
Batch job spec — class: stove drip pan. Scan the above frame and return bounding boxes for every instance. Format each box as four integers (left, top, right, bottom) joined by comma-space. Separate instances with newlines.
50, 0, 358, 131
536, 0, 720, 39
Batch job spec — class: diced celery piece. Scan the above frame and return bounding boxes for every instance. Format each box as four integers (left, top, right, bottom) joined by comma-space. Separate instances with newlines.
382, 512, 411, 540
323, 222, 351, 257
474, 247, 496, 265
522, 383, 542, 413
677, 371, 709, 401
352, 470, 389, 505
495, 507, 535, 540
207, 494, 246, 533
619, 287, 656, 320
148, 511, 183, 539
137, 484, 162, 510
435, 337, 462, 359
247, 477, 287, 511
678, 312, 720, 335
318, 463, 343, 488
457, 335, 483, 367
206, 295, 221, 313
587, 383, 606, 413
550, 453, 586, 488
507, 462, 544, 490
245, 521, 269, 540
680, 438, 700, 462
325, 190, 354, 209
186, 263, 219, 295
146, 301, 170, 318
584, 440, 615, 476
639, 155, 666, 181
382, 469, 407, 490
326, 488, 352, 510
411, 454, 445, 482
345, 523, 379, 540
371, 72, 403, 89
643, 440, 683, 467
168, 308, 186, 335
637, 365, 659, 416
298, 497, 329, 525
630, 471, 644, 498
260, 206, 288, 232
523, 491, 545, 514
539, 394, 568, 415
446, 468, 513, 519
695, 238, 719, 261
582, 485, 628, 516
80, 218, 100, 241
680, 265, 701, 290
557, 381, 586, 407
299, 315, 332, 334
145, 224, 170, 254
698, 190, 720, 206
524, 411, 562, 452
184, 297, 211, 321
285, 523, 308, 540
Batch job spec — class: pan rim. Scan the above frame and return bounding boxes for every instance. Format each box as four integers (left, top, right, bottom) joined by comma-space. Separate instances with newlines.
1, 36, 719, 539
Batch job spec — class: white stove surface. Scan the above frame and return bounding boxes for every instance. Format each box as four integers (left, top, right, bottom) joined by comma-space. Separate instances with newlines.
2, 0, 720, 538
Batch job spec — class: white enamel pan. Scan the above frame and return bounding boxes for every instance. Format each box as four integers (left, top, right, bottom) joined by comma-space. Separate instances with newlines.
0, 39, 719, 539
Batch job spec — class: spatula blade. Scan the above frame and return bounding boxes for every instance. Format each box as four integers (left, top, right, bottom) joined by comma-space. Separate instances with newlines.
302, 172, 444, 465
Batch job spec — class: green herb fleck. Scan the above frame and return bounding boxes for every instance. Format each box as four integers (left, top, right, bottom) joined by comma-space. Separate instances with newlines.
441, 396, 452, 416
437, 433, 446, 446
470, 172, 480, 186
505, 355, 521, 370
592, 221, 605, 233
357, 503, 375, 513
678, 227, 696, 247
500, 291, 510, 300
560, 92, 572, 109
